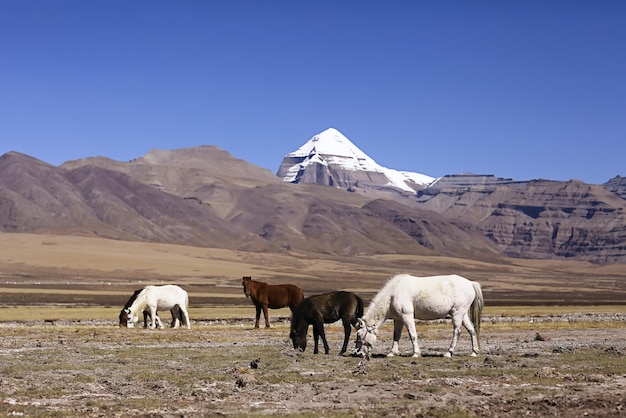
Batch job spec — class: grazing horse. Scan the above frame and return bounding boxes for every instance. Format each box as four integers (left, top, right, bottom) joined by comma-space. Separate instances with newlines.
119, 285, 190, 329
290, 291, 364, 355
242, 276, 304, 328
119, 289, 159, 328
355, 274, 483, 358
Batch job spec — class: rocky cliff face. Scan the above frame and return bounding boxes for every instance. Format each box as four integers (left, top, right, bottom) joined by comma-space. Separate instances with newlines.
603, 175, 626, 200
417, 176, 626, 264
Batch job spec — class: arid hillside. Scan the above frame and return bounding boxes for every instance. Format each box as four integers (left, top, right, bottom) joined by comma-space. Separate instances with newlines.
0, 150, 498, 259
1, 147, 625, 264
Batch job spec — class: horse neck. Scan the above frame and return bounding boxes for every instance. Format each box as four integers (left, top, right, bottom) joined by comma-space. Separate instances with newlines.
362, 292, 392, 330
291, 311, 308, 336
128, 290, 149, 316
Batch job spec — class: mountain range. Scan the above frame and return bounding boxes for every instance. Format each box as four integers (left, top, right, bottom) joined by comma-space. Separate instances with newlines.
1, 128, 625, 264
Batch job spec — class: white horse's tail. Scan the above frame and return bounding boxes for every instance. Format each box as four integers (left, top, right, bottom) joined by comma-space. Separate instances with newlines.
470, 281, 484, 347
183, 291, 190, 327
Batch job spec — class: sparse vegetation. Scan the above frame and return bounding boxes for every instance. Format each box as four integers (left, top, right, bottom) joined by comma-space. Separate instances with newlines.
1, 233, 625, 416
1, 315, 625, 416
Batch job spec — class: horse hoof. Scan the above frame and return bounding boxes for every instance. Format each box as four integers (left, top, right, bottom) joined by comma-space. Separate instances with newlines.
443, 352, 452, 358
412, 353, 421, 358
386, 352, 395, 357
470, 352, 478, 357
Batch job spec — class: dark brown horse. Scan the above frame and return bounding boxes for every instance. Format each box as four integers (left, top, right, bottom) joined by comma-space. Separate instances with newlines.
242, 276, 304, 328
290, 291, 364, 355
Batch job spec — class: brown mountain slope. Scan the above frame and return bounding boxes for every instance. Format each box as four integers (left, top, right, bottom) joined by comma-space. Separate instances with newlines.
4, 147, 624, 263
1, 149, 501, 260
0, 152, 117, 235
61, 148, 500, 257
63, 164, 271, 250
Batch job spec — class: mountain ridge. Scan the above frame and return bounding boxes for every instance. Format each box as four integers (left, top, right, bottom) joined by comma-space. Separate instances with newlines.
276, 128, 435, 195
1, 129, 625, 264
1, 147, 501, 260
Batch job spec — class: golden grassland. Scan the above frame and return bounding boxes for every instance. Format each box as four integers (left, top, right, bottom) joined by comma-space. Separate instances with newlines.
1, 232, 625, 312
0, 305, 624, 323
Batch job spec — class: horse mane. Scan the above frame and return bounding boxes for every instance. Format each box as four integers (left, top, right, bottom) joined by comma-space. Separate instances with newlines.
290, 303, 303, 330
126, 286, 150, 316
244, 276, 265, 285
363, 274, 406, 326
124, 289, 143, 308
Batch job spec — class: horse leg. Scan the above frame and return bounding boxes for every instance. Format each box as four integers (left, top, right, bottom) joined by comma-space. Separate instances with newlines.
462, 313, 479, 356
170, 308, 180, 328
312, 323, 320, 354
142, 310, 149, 328
315, 320, 330, 354
263, 304, 270, 328
180, 306, 191, 330
446, 315, 464, 357
387, 319, 404, 357
339, 318, 351, 356
155, 314, 164, 329
254, 306, 262, 329
149, 307, 158, 329
403, 315, 421, 358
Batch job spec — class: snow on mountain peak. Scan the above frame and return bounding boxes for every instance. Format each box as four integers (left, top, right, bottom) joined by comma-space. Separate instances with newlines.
286, 127, 382, 172
278, 128, 435, 193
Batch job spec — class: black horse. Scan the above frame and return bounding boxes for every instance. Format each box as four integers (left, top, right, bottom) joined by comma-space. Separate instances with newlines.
290, 291, 364, 355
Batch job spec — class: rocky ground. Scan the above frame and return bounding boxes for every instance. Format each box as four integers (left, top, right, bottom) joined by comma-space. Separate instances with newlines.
1, 312, 625, 417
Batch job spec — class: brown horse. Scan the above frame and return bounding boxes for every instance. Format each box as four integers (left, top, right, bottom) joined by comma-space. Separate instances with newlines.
242, 276, 304, 328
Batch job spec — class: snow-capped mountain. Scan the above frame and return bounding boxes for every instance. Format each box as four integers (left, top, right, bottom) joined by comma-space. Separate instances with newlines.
276, 128, 435, 194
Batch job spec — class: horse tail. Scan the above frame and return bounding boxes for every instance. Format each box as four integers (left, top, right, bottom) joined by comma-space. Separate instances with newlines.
470, 281, 484, 346
352, 294, 364, 327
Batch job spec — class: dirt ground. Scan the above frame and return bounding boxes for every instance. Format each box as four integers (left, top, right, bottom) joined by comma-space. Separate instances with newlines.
1, 312, 625, 417
1, 233, 625, 416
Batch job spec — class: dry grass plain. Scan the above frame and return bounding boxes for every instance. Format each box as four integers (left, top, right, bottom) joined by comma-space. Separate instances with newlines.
1, 232, 625, 416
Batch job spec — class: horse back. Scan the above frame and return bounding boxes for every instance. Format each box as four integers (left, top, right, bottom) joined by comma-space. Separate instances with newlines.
145, 284, 188, 310
296, 291, 363, 324
394, 274, 476, 318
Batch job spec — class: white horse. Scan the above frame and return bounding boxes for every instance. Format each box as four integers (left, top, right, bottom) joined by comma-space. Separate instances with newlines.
119, 285, 191, 329
355, 274, 482, 358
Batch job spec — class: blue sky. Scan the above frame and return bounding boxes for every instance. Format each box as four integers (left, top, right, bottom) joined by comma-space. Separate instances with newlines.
1, 1, 625, 184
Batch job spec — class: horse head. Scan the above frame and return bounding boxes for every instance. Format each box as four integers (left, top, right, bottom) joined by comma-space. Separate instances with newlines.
119, 307, 136, 328
242, 276, 252, 298
289, 327, 307, 352
354, 318, 377, 358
